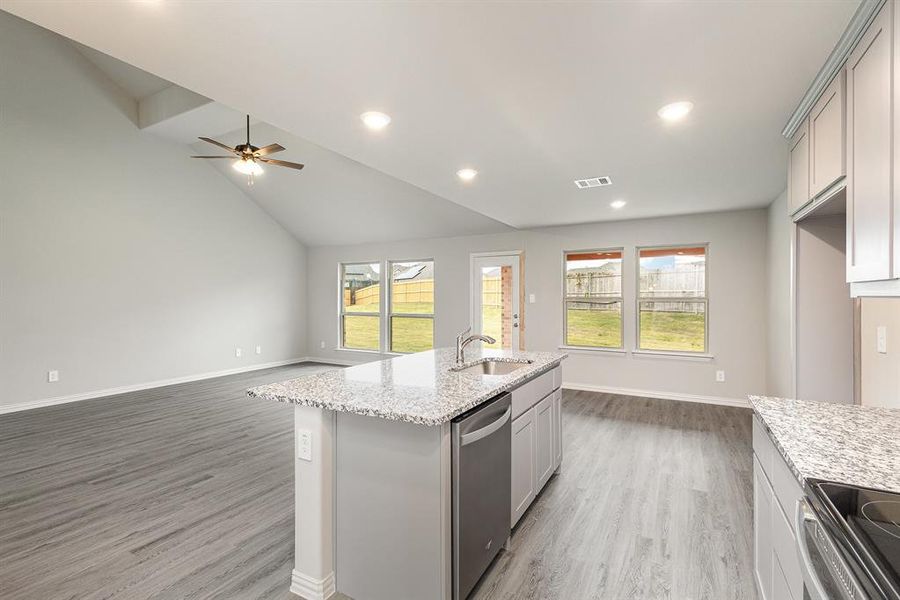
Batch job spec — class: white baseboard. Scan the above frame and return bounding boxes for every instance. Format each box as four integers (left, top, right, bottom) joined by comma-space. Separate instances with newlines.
290, 569, 336, 600
562, 381, 749, 408
0, 357, 314, 415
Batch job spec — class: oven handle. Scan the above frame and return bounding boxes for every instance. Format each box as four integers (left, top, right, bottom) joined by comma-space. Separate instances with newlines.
460, 407, 511, 446
795, 498, 831, 600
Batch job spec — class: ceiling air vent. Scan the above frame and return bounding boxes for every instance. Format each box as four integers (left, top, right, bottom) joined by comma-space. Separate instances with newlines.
574, 176, 612, 189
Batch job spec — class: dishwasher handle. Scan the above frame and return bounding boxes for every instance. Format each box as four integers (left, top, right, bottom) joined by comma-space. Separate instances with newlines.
460, 407, 511, 446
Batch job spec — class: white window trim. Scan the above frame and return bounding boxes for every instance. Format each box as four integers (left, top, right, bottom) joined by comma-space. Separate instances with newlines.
562, 248, 625, 350
635, 243, 710, 355
387, 258, 435, 354
338, 261, 383, 353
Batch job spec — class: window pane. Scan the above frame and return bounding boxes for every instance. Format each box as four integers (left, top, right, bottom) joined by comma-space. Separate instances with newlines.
639, 301, 706, 352
342, 315, 380, 350
480, 266, 513, 349
566, 299, 622, 347
565, 250, 622, 348
391, 261, 434, 314
639, 247, 705, 297
391, 317, 434, 353
343, 263, 380, 312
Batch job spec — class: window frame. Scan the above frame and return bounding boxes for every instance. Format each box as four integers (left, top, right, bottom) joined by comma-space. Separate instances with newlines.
634, 243, 709, 355
562, 247, 625, 350
338, 261, 383, 353
387, 258, 435, 354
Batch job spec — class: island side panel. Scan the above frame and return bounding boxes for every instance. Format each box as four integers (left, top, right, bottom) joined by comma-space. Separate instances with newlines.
335, 413, 451, 600
292, 405, 336, 600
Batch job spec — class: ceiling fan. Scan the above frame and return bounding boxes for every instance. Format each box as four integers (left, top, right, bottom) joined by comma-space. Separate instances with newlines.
191, 115, 304, 184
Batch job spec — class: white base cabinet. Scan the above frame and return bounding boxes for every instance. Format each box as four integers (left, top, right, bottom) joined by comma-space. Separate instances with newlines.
511, 366, 562, 528
752, 416, 803, 600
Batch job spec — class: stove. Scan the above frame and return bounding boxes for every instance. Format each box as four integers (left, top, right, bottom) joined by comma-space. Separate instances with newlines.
802, 480, 900, 600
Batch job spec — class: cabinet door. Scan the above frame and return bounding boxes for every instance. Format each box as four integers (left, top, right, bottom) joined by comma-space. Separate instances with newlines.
551, 389, 562, 470
788, 119, 810, 214
753, 457, 774, 600
847, 2, 893, 282
810, 70, 846, 197
511, 409, 535, 527
534, 395, 554, 491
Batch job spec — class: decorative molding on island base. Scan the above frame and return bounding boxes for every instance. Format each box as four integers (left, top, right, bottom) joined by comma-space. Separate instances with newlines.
290, 569, 336, 600
0, 357, 325, 415
563, 381, 750, 408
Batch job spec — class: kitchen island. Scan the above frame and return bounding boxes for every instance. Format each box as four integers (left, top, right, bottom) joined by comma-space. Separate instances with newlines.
248, 347, 567, 600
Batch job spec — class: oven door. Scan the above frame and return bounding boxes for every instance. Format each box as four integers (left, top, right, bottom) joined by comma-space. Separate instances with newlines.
796, 497, 868, 600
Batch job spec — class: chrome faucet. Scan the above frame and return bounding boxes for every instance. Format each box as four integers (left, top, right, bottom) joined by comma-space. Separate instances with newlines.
455, 327, 496, 365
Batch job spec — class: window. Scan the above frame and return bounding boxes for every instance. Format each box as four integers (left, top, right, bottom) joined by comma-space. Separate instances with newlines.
389, 260, 434, 353
637, 245, 707, 353
564, 249, 623, 348
339, 259, 435, 353
340, 262, 381, 351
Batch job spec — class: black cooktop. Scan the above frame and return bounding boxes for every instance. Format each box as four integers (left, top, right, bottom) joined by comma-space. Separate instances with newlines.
809, 480, 900, 600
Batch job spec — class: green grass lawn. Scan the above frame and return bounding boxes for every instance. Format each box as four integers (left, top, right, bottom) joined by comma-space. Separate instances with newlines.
566, 309, 705, 352
343, 302, 434, 353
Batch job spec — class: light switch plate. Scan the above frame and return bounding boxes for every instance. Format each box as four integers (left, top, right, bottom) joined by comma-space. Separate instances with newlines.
877, 325, 887, 354
529, 294, 536, 304
297, 429, 312, 462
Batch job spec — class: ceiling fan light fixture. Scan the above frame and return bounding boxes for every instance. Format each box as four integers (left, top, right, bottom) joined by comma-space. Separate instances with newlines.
233, 158, 263, 176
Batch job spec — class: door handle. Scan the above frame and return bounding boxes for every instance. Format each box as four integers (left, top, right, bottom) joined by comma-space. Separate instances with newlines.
460, 407, 511, 446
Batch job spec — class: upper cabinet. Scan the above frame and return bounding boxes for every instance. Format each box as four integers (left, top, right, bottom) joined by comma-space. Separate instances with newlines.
810, 70, 846, 197
846, 1, 893, 282
788, 120, 810, 214
787, 0, 900, 285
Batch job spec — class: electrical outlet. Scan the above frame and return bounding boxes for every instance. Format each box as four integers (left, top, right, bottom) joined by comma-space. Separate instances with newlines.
47, 370, 59, 383
297, 429, 312, 461
715, 370, 726, 383
529, 293, 536, 304
877, 325, 887, 354
235, 347, 242, 358
320, 341, 325, 349
255, 345, 262, 355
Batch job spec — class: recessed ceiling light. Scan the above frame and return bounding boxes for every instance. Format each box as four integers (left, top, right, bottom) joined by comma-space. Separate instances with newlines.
610, 199, 626, 209
657, 101, 694, 122
360, 111, 391, 130
457, 168, 478, 181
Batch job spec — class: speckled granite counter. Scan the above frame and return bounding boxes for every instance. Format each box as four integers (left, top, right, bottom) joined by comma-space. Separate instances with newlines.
750, 395, 900, 494
248, 348, 567, 426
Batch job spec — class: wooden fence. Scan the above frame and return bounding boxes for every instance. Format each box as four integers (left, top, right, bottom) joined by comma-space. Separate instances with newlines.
344, 277, 505, 308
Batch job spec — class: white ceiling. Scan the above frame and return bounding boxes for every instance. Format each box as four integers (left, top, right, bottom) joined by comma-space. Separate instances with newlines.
4, 1, 858, 229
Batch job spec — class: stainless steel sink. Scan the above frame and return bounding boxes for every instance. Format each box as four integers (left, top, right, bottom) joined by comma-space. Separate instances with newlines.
452, 359, 533, 375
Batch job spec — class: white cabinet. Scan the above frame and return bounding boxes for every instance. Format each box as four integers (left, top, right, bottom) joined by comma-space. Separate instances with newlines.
752, 416, 804, 600
551, 388, 562, 469
534, 395, 554, 491
510, 368, 563, 528
789, 120, 811, 214
511, 409, 535, 527
753, 457, 774, 600
846, 1, 894, 282
810, 70, 846, 197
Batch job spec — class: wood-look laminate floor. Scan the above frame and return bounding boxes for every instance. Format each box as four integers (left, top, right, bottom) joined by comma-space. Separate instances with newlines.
1, 367, 756, 600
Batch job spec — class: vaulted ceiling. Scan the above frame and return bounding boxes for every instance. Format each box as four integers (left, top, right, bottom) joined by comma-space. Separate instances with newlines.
3, 1, 858, 237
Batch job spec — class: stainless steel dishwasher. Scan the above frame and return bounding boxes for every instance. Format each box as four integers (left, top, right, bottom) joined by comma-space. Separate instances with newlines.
451, 392, 512, 600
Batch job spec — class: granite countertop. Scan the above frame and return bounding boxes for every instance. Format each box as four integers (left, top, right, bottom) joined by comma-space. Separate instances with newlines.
750, 395, 900, 494
248, 348, 568, 426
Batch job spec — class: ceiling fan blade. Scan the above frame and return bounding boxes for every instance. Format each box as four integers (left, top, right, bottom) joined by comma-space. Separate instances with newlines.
259, 158, 305, 170
191, 155, 235, 159
254, 143, 285, 157
198, 137, 238, 153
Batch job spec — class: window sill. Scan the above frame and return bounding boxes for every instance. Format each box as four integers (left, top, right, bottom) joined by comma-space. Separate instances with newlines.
632, 349, 714, 361
558, 345, 627, 355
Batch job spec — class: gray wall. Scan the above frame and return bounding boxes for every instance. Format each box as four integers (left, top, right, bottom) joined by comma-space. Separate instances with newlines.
0, 14, 308, 408
765, 190, 793, 397
308, 209, 769, 402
